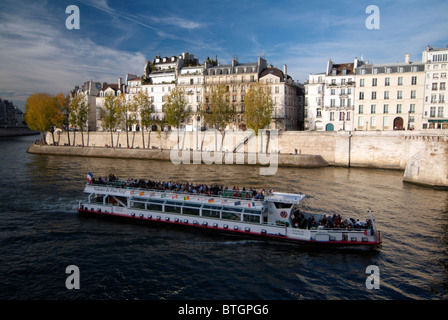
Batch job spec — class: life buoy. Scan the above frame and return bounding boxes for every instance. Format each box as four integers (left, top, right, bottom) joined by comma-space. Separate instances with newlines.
280, 211, 288, 218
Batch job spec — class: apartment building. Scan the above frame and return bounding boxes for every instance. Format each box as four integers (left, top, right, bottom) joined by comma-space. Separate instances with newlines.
259, 64, 302, 130
305, 58, 359, 131
422, 46, 448, 129
203, 56, 267, 130
353, 54, 425, 131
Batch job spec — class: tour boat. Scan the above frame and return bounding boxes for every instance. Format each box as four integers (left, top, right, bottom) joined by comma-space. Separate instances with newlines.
77, 174, 382, 247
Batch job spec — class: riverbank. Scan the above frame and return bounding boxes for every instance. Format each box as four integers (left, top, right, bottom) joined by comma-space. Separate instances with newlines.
0, 126, 39, 137
26, 143, 329, 168
34, 129, 448, 189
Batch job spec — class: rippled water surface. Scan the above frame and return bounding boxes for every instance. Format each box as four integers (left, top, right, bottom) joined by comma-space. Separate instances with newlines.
1, 135, 447, 300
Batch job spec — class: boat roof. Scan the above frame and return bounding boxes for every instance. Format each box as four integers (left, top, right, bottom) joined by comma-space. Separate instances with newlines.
84, 184, 306, 209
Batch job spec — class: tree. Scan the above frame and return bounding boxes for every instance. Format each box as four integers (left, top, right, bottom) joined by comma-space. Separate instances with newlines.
200, 84, 235, 133
56, 92, 72, 146
69, 92, 89, 147
132, 91, 155, 149
99, 94, 122, 147
24, 93, 63, 143
163, 88, 190, 147
116, 93, 136, 148
244, 82, 274, 135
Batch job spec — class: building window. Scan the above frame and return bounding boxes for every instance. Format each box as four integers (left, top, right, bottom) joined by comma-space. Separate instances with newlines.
331, 89, 335, 95
358, 116, 364, 127
410, 104, 415, 113
411, 76, 417, 85
346, 112, 351, 121
360, 79, 365, 87
398, 77, 403, 86
370, 116, 376, 127
372, 78, 377, 87
371, 105, 376, 114
438, 107, 444, 118
358, 105, 364, 114
330, 112, 334, 121
440, 82, 446, 90
317, 108, 322, 118
383, 116, 388, 127
440, 94, 445, 103
411, 90, 416, 99
359, 92, 364, 100
384, 91, 389, 99
397, 104, 402, 114
430, 106, 436, 117
383, 104, 389, 114
330, 99, 335, 107
339, 112, 345, 121
397, 90, 402, 99
432, 83, 438, 90
385, 78, 390, 86
431, 94, 437, 103
372, 91, 377, 100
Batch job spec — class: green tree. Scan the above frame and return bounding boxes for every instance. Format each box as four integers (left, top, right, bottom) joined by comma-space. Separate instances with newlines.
132, 91, 155, 149
24, 93, 63, 143
69, 92, 89, 147
200, 84, 235, 133
244, 82, 274, 135
99, 94, 122, 147
163, 88, 190, 147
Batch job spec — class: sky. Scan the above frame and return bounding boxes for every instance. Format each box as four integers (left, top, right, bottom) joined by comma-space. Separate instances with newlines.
1, 0, 447, 110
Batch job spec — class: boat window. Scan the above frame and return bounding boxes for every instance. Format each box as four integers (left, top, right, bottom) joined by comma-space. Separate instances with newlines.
131, 201, 145, 209
147, 202, 163, 212
222, 207, 243, 213
245, 209, 261, 214
183, 207, 200, 216
183, 203, 202, 208
165, 204, 181, 214
202, 208, 220, 218
243, 214, 261, 224
274, 202, 293, 209
222, 211, 241, 221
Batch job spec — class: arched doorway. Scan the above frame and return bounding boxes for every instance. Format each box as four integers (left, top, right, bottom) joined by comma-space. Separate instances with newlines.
393, 117, 404, 130
325, 123, 334, 131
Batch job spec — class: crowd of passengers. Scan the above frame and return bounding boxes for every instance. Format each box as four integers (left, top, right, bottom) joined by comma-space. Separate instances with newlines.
90, 174, 270, 199
291, 210, 373, 230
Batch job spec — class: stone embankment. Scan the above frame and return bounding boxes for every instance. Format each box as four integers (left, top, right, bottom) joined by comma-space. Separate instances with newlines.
26, 129, 448, 189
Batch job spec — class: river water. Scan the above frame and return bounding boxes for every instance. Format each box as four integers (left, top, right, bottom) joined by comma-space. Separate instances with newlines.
1, 135, 447, 300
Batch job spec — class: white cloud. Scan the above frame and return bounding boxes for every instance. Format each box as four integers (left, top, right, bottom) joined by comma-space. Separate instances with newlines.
0, 1, 146, 108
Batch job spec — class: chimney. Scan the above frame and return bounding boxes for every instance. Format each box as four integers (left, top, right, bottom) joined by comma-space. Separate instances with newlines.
405, 53, 411, 64
118, 77, 122, 90
283, 64, 287, 78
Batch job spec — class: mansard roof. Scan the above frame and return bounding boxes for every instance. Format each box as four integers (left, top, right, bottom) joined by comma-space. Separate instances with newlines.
259, 67, 285, 81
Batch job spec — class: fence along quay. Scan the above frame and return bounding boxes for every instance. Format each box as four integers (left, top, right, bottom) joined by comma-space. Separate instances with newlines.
77, 174, 382, 247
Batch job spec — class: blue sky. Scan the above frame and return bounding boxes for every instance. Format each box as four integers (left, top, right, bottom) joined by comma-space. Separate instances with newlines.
1, 0, 447, 109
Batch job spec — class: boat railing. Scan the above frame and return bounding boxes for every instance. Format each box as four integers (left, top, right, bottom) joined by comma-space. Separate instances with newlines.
89, 181, 266, 202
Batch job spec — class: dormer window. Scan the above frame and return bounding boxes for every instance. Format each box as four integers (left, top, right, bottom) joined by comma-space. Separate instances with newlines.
332, 70, 337, 76
342, 69, 347, 75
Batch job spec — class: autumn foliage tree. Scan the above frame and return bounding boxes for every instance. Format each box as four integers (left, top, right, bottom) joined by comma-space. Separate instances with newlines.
163, 88, 191, 147
24, 93, 63, 144
244, 82, 274, 135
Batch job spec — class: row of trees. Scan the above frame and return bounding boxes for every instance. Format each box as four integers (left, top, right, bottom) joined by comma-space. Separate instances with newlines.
24, 82, 274, 147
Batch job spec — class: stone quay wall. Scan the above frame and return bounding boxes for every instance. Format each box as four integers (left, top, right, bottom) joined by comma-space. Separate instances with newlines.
38, 129, 448, 188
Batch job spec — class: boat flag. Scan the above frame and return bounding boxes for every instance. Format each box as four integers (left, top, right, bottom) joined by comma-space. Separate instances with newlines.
161, 194, 166, 198
208, 198, 214, 203
184, 196, 189, 200
234, 201, 241, 206
87, 172, 93, 183
139, 192, 145, 196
